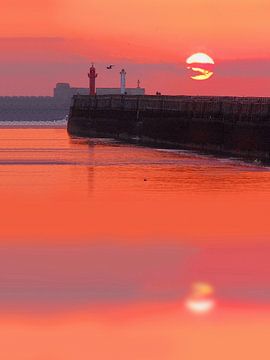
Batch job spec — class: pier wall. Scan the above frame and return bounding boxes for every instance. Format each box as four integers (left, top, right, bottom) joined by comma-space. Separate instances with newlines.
67, 95, 270, 161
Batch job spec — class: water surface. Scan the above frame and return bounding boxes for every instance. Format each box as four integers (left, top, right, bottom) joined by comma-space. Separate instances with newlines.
1, 126, 270, 359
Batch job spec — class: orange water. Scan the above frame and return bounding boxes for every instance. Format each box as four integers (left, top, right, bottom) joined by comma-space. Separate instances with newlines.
1, 127, 270, 359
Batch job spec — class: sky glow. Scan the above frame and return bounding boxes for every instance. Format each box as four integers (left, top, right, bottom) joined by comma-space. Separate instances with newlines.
0, 0, 270, 95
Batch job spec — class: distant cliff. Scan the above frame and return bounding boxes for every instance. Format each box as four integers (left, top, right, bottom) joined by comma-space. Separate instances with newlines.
0, 97, 70, 121
68, 94, 270, 162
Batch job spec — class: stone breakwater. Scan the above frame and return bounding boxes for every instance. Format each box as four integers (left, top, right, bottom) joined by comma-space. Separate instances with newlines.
67, 95, 270, 161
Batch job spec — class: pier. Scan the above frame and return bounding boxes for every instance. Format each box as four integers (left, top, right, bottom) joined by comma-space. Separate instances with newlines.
67, 94, 270, 161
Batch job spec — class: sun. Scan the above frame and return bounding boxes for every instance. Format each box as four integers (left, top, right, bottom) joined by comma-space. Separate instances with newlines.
186, 53, 215, 65
186, 53, 215, 81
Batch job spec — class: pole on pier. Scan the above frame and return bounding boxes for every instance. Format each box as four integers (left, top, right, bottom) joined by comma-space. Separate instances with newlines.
120, 69, 127, 95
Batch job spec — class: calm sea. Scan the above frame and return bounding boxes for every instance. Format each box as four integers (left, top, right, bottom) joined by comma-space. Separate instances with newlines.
1, 124, 270, 359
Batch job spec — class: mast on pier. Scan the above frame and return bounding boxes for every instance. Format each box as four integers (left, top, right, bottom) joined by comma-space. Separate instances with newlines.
120, 69, 127, 95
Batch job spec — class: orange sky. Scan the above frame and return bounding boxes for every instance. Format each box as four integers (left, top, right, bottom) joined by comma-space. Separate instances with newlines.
1, 0, 270, 95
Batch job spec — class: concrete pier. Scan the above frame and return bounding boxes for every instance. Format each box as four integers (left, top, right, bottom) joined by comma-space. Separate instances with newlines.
67, 94, 270, 161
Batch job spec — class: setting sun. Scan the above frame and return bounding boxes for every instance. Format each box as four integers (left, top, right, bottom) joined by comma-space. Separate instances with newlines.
186, 52, 215, 80
186, 52, 215, 65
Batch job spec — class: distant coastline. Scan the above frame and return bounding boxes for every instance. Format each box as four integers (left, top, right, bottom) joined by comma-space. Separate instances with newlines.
0, 82, 87, 122
0, 96, 69, 122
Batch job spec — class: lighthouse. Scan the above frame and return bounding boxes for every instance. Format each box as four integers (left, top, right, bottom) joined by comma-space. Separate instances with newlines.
120, 69, 127, 95
88, 64, 97, 95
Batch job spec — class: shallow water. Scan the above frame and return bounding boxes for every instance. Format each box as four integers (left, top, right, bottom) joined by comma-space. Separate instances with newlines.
1, 126, 270, 359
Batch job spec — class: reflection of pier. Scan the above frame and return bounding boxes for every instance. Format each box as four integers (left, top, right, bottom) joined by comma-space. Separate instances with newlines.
68, 137, 96, 195
68, 94, 270, 162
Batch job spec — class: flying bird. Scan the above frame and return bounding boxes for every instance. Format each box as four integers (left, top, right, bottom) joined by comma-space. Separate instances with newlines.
106, 65, 115, 69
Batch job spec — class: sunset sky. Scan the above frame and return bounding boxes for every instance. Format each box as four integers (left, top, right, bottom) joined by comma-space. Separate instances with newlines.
1, 0, 270, 96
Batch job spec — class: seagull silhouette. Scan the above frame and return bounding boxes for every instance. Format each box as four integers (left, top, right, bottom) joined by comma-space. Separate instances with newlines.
106, 65, 115, 69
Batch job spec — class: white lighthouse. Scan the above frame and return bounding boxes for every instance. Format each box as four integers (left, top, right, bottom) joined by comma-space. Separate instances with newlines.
120, 69, 127, 95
